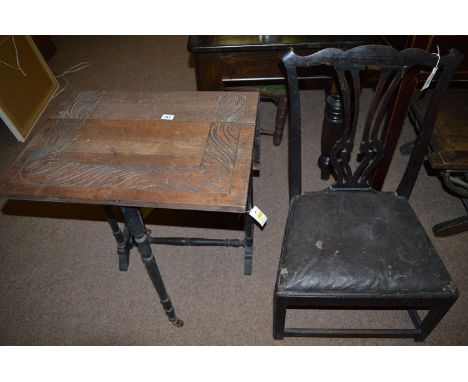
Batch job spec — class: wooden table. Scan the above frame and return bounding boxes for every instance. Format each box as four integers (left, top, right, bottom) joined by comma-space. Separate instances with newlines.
0, 90, 259, 326
410, 89, 468, 236
425, 90, 468, 236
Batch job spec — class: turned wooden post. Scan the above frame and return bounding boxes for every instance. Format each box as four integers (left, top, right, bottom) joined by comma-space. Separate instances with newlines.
318, 80, 344, 180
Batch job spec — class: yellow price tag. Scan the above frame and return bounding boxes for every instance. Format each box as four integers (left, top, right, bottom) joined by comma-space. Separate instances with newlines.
249, 206, 267, 227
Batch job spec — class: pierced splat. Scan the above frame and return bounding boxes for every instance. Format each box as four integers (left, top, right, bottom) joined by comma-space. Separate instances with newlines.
282, 45, 463, 199
330, 66, 408, 188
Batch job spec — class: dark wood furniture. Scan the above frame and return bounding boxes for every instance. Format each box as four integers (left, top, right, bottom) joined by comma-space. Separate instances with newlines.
188, 36, 385, 88
0, 90, 259, 326
273, 45, 462, 341
225, 85, 288, 146
427, 91, 468, 172
420, 90, 468, 236
188, 35, 385, 150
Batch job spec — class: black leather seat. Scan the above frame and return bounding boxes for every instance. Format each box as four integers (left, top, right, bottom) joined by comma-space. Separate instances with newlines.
277, 189, 456, 298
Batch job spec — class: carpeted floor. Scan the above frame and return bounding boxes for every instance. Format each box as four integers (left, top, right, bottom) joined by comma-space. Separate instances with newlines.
0, 36, 466, 345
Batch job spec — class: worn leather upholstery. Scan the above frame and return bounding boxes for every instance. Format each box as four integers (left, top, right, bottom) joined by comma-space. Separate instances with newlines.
276, 188, 457, 298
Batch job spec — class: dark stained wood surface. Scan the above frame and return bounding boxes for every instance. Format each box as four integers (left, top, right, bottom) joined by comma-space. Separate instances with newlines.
0, 91, 259, 213
426, 90, 468, 171
188, 35, 385, 52
188, 36, 387, 89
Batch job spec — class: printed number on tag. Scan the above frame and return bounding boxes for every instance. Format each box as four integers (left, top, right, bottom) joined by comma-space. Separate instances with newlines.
249, 206, 267, 227
161, 114, 175, 120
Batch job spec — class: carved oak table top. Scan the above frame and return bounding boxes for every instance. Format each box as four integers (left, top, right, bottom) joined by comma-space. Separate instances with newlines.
0, 90, 259, 213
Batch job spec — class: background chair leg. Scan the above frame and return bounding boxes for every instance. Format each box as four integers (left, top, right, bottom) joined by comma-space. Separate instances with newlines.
120, 206, 184, 327
273, 94, 288, 146
433, 198, 468, 237
243, 175, 254, 275
273, 298, 286, 340
415, 304, 453, 342
225, 86, 286, 146
433, 215, 468, 237
253, 113, 262, 170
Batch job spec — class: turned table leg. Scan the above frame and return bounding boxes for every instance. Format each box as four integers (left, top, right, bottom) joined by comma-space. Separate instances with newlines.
120, 206, 184, 327
103, 206, 132, 271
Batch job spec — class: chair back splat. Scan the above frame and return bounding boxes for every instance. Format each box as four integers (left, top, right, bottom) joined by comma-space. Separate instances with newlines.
282, 45, 463, 200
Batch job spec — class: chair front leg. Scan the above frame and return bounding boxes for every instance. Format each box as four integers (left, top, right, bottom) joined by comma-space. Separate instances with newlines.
415, 303, 454, 342
273, 297, 286, 340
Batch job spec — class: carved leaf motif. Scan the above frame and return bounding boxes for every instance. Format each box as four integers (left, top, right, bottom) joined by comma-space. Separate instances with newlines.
18, 92, 247, 194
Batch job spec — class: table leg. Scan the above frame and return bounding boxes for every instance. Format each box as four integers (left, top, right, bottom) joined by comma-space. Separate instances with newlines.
120, 206, 184, 327
103, 206, 132, 271
243, 175, 254, 275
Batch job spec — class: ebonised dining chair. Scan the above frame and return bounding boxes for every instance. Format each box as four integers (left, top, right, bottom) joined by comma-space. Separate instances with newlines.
273, 45, 463, 341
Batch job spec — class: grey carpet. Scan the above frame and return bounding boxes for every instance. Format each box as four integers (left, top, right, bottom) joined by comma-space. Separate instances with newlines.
0, 36, 466, 345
